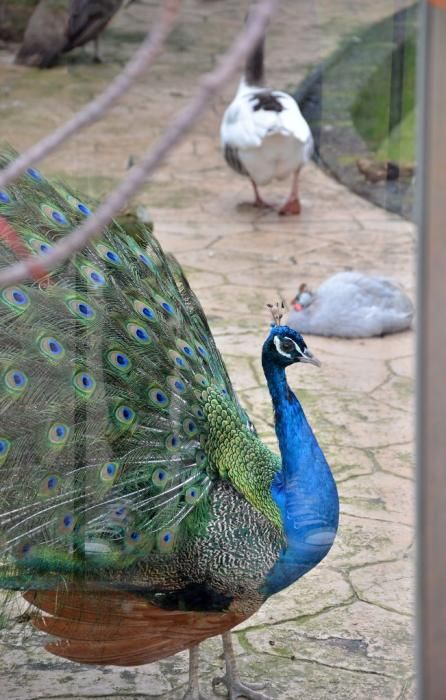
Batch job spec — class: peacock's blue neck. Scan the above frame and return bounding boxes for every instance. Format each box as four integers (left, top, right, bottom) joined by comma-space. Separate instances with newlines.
261, 358, 339, 597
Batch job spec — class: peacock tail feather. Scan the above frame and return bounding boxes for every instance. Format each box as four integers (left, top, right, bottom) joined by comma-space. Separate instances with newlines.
0, 147, 282, 614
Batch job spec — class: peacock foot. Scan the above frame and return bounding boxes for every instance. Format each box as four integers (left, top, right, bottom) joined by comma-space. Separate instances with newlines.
215, 632, 273, 699
212, 674, 272, 700
278, 197, 301, 216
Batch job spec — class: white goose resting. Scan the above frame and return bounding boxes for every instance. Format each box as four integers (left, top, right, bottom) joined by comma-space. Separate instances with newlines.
287, 272, 414, 338
220, 30, 313, 215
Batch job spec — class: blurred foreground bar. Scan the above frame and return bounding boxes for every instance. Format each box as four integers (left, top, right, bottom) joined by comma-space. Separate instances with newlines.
417, 1, 446, 698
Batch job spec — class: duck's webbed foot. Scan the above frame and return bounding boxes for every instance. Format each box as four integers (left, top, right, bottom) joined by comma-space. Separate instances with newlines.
250, 179, 273, 210
278, 197, 301, 216
279, 169, 302, 216
212, 633, 274, 700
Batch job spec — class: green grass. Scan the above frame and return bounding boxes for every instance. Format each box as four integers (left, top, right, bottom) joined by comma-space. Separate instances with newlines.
376, 110, 416, 163
351, 36, 416, 164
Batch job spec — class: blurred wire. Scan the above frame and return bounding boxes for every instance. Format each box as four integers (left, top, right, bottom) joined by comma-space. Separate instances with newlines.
0, 0, 182, 190
0, 0, 279, 287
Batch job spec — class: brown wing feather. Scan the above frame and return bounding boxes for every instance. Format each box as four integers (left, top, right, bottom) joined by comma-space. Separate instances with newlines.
24, 589, 246, 666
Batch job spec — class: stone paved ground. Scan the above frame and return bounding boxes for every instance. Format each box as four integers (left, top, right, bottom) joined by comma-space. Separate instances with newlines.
0, 0, 415, 697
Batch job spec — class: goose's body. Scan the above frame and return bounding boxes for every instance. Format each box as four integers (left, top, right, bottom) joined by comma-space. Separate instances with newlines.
288, 271, 414, 338
221, 35, 313, 215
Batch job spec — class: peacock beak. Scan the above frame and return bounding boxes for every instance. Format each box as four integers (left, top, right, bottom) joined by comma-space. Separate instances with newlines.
301, 349, 321, 367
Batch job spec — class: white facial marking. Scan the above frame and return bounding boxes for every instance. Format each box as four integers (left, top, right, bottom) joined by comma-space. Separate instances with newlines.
274, 335, 304, 358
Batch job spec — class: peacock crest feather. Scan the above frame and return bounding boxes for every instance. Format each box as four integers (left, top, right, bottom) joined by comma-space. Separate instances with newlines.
0, 147, 283, 603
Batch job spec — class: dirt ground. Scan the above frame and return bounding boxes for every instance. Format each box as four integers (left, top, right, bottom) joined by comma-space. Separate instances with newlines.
0, 1, 415, 698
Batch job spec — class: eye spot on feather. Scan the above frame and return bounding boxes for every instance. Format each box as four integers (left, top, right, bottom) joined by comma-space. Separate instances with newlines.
155, 295, 175, 316
4, 369, 28, 394
39, 474, 61, 498
124, 530, 152, 552
126, 322, 150, 344
2, 286, 30, 313
167, 376, 186, 394
195, 449, 207, 467
176, 339, 194, 358
96, 243, 122, 266
48, 423, 70, 447
152, 467, 168, 488
62, 192, 92, 216
183, 419, 198, 437
168, 350, 187, 369
165, 433, 181, 451
27, 167, 42, 181
107, 350, 132, 373
40, 204, 69, 226
111, 505, 129, 522
78, 203, 91, 216
185, 485, 201, 504
133, 300, 156, 322
39, 336, 65, 362
157, 528, 176, 552
114, 404, 136, 427
148, 387, 169, 408
197, 345, 208, 359
192, 405, 205, 420
73, 370, 97, 398
139, 253, 154, 268
15, 542, 33, 559
79, 264, 107, 287
0, 438, 11, 463
29, 238, 53, 255
66, 296, 96, 322
57, 512, 77, 535
0, 190, 11, 203
125, 530, 143, 548
100, 461, 119, 484
194, 373, 209, 389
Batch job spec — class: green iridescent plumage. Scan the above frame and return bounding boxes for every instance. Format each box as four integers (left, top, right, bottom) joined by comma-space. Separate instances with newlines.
0, 147, 282, 605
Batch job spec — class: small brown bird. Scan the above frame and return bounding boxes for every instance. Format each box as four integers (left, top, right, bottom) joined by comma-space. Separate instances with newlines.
356, 158, 415, 184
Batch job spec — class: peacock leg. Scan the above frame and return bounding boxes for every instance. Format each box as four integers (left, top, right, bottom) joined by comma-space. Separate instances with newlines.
92, 38, 102, 63
250, 180, 273, 209
212, 632, 273, 700
182, 644, 209, 700
279, 170, 301, 216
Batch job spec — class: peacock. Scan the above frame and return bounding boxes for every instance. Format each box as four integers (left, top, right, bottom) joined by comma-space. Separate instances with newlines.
220, 19, 313, 215
15, 0, 131, 68
64, 0, 133, 63
0, 148, 339, 699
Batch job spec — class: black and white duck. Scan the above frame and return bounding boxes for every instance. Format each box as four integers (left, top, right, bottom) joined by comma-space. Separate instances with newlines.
220, 18, 313, 215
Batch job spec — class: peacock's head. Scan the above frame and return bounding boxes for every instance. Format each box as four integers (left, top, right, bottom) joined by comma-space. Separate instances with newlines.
263, 325, 320, 368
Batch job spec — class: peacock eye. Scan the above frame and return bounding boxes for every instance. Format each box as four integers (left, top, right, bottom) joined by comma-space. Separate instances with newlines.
281, 338, 295, 353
